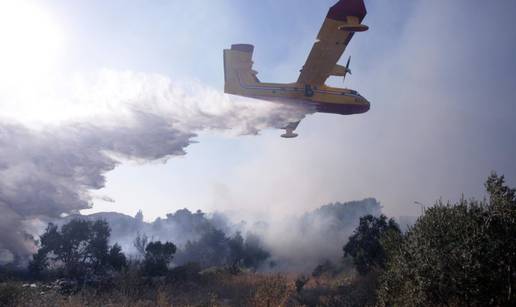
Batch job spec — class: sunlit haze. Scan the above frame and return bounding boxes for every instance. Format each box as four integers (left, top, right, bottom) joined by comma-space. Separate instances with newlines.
0, 0, 515, 223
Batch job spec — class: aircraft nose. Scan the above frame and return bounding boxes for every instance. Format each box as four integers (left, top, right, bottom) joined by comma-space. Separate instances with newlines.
362, 97, 370, 112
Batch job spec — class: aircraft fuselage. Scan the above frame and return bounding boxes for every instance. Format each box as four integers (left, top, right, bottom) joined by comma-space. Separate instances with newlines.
236, 80, 370, 116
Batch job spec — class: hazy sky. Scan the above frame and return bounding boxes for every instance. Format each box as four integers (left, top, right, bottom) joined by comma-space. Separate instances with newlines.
1, 0, 515, 222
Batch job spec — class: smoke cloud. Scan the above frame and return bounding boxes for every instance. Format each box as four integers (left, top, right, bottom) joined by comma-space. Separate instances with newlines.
61, 198, 382, 272
252, 198, 382, 271
0, 70, 308, 263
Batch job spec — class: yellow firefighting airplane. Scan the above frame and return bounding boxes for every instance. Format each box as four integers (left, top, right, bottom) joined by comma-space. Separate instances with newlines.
223, 0, 370, 138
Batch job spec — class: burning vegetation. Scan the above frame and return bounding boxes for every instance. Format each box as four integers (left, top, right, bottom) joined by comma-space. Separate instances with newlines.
0, 173, 515, 306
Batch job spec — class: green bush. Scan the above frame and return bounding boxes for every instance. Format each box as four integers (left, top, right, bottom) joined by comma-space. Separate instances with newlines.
143, 241, 176, 276
378, 173, 516, 306
343, 214, 401, 275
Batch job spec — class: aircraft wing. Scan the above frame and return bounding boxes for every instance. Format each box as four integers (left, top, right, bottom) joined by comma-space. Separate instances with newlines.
297, 0, 367, 86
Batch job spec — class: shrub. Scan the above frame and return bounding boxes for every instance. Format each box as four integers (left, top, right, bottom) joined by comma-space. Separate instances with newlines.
167, 262, 201, 283
0, 283, 22, 307
295, 275, 309, 293
343, 214, 401, 275
246, 274, 291, 307
143, 241, 176, 276
378, 173, 516, 306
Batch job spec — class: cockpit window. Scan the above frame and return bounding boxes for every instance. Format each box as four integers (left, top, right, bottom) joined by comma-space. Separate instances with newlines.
349, 90, 358, 95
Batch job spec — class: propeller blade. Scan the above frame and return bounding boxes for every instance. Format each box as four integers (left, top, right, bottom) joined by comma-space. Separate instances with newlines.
343, 56, 352, 82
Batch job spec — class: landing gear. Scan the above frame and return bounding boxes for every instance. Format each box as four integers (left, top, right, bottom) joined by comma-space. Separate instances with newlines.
281, 128, 298, 138
281, 121, 300, 138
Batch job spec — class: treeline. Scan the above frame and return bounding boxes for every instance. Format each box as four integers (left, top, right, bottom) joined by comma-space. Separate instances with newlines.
330, 173, 516, 306
26, 221, 270, 285
3, 198, 383, 286
58, 198, 383, 272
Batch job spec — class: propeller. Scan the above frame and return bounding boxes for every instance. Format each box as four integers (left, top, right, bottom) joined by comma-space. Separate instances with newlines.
343, 56, 352, 83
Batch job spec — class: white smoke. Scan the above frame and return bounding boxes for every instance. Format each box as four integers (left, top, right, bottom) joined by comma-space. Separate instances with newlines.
0, 69, 309, 263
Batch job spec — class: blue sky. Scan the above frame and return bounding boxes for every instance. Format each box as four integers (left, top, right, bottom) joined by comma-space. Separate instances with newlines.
3, 0, 515, 222
66, 0, 417, 219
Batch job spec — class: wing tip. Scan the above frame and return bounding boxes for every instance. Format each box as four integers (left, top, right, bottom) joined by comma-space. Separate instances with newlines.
231, 44, 254, 54
327, 0, 367, 22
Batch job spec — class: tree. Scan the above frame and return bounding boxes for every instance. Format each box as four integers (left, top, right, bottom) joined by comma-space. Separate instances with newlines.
343, 214, 401, 275
29, 219, 127, 280
175, 229, 270, 270
239, 233, 270, 270
107, 244, 127, 271
87, 220, 111, 273
143, 241, 176, 276
228, 232, 270, 272
377, 173, 516, 306
176, 229, 230, 267
135, 210, 144, 223
228, 232, 245, 271
133, 232, 150, 257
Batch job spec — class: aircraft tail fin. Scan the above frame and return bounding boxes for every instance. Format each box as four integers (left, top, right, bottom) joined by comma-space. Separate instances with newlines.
224, 44, 260, 95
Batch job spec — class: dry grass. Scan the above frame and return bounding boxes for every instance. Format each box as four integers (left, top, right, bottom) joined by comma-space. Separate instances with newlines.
0, 270, 373, 307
